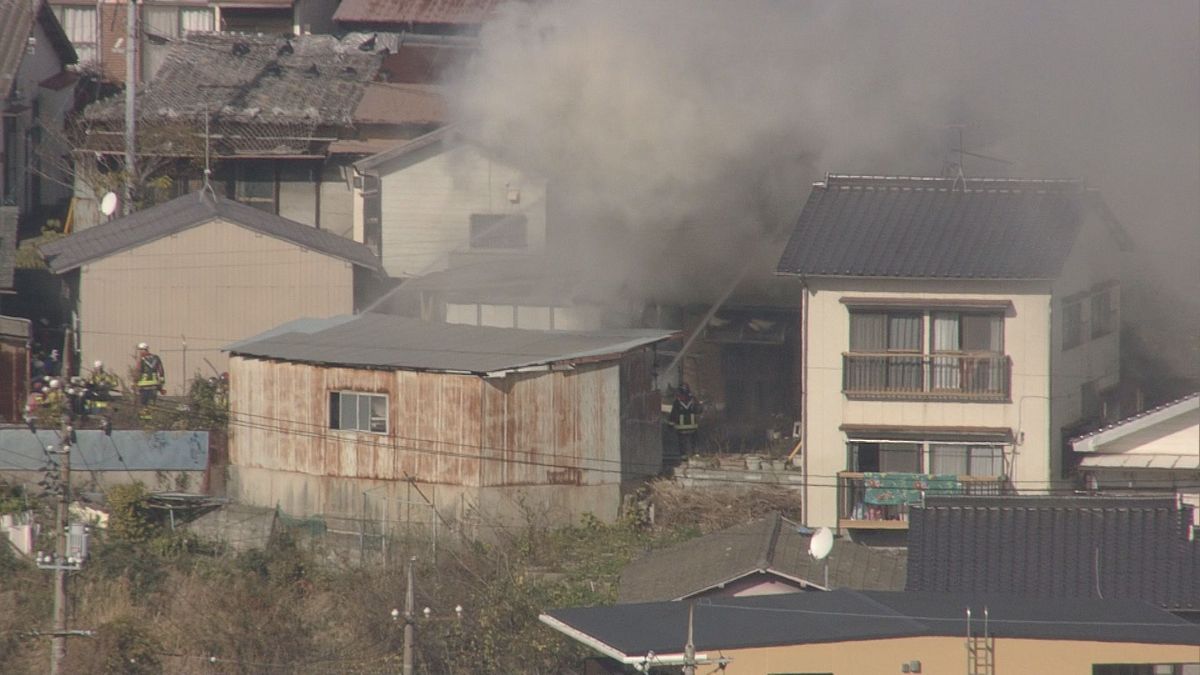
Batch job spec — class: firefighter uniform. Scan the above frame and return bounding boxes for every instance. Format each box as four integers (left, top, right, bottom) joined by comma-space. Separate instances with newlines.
135, 343, 165, 417
668, 384, 702, 457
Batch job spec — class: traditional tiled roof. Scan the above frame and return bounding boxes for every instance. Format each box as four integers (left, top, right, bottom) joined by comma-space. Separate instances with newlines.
906, 496, 1200, 612
333, 0, 501, 28
617, 513, 906, 602
38, 191, 384, 273
81, 33, 382, 155
776, 174, 1128, 280
542, 590, 1200, 663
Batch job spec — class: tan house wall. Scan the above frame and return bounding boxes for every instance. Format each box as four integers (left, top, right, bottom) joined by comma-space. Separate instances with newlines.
77, 218, 355, 394
227, 351, 661, 521
720, 636, 1199, 675
374, 144, 547, 277
803, 278, 1053, 527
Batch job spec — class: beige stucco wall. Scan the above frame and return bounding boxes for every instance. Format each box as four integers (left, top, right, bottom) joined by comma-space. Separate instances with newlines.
77, 218, 355, 394
720, 636, 1199, 675
803, 278, 1053, 527
375, 144, 547, 277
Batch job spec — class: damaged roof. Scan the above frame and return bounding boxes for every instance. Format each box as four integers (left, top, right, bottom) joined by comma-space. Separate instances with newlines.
83, 32, 382, 128
334, 0, 502, 28
226, 312, 675, 374
777, 174, 1128, 280
617, 513, 906, 603
39, 191, 384, 274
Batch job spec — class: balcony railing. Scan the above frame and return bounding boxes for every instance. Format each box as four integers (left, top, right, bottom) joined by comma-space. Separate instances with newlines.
838, 471, 1007, 529
843, 352, 1011, 401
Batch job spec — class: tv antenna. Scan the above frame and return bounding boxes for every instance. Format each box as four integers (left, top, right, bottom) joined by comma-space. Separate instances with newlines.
201, 102, 215, 197
947, 124, 1013, 175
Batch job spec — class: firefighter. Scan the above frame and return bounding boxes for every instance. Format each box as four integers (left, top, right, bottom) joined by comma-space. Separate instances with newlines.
42, 378, 68, 419
134, 342, 165, 418
668, 383, 703, 458
86, 360, 120, 416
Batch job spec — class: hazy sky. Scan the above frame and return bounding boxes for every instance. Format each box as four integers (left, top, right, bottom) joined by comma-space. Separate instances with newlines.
452, 1, 1199, 310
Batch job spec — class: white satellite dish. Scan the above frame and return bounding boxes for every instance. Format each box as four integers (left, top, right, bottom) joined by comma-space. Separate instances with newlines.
99, 192, 119, 217
809, 526, 834, 561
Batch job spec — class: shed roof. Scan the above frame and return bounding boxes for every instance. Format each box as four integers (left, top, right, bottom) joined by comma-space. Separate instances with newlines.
83, 32, 381, 128
333, 0, 502, 27
776, 174, 1128, 280
617, 513, 906, 603
38, 191, 384, 274
354, 123, 457, 174
226, 313, 674, 374
0, 429, 208, 472
906, 495, 1200, 612
354, 81, 447, 126
542, 590, 1200, 663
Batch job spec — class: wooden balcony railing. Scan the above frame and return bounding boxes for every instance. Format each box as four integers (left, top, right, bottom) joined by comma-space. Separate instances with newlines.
838, 471, 1007, 529
843, 352, 1011, 401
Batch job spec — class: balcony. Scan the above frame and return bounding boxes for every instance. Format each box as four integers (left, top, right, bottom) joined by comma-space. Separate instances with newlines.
838, 471, 1007, 530
843, 352, 1011, 401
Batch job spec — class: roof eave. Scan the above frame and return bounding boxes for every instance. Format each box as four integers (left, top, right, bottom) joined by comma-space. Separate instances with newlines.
775, 270, 1057, 282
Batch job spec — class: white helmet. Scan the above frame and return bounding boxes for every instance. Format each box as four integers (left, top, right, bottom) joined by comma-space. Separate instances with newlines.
48, 378, 61, 389
93, 360, 104, 369
137, 342, 149, 350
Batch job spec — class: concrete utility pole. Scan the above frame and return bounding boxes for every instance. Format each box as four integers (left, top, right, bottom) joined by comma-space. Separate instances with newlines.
403, 556, 415, 675
123, 0, 138, 215
49, 430, 70, 675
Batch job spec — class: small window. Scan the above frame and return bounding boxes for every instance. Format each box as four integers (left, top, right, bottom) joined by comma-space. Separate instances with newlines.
1090, 289, 1116, 338
930, 444, 1004, 477
329, 391, 388, 434
234, 161, 277, 212
53, 5, 98, 64
469, 213, 528, 249
850, 442, 922, 473
1063, 300, 1084, 350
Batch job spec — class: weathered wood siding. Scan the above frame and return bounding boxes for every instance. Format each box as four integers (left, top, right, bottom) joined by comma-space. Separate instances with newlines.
77, 218, 355, 393
228, 351, 659, 491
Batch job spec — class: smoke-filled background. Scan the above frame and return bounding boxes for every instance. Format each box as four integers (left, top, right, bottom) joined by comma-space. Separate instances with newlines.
452, 1, 1198, 374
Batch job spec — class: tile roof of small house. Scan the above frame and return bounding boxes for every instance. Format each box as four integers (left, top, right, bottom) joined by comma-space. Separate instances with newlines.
617, 513, 907, 603
542, 590, 1200, 663
38, 191, 384, 273
226, 312, 675, 374
333, 0, 502, 27
776, 174, 1130, 280
906, 495, 1200, 612
82, 32, 382, 129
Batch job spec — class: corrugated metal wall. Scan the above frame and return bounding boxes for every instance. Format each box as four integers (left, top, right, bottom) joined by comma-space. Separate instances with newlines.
229, 349, 662, 494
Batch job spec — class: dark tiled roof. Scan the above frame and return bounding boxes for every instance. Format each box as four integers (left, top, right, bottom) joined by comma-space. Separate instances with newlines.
39, 191, 384, 273
83, 33, 381, 129
542, 590, 1200, 660
334, 0, 501, 27
906, 496, 1200, 611
226, 312, 674, 373
617, 513, 906, 602
776, 174, 1120, 280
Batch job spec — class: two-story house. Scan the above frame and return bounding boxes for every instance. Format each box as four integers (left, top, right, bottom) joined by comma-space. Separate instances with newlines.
776, 174, 1130, 531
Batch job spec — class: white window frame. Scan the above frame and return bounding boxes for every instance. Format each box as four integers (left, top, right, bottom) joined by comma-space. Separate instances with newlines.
329, 391, 388, 434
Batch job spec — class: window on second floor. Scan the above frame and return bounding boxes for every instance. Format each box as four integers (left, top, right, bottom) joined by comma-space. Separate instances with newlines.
1063, 300, 1084, 350
469, 213, 528, 249
1090, 288, 1116, 338
845, 308, 1008, 400
329, 391, 388, 434
52, 5, 98, 65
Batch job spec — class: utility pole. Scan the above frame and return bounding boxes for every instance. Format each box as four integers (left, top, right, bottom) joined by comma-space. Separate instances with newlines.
50, 425, 70, 675
682, 601, 696, 675
404, 556, 415, 675
123, 0, 138, 215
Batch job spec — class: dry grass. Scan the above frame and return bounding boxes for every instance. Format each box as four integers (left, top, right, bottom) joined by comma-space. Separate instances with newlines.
647, 478, 803, 534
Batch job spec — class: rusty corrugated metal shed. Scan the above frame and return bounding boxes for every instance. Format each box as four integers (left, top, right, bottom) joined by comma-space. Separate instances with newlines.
226, 313, 675, 374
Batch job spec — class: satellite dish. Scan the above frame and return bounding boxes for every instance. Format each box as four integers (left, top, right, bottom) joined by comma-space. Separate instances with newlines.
809, 526, 834, 561
99, 192, 118, 217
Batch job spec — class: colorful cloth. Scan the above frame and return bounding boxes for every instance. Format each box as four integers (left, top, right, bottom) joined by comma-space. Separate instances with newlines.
862, 472, 962, 506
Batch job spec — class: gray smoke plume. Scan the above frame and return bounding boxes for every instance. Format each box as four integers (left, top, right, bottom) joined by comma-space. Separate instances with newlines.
452, 1, 1199, 359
